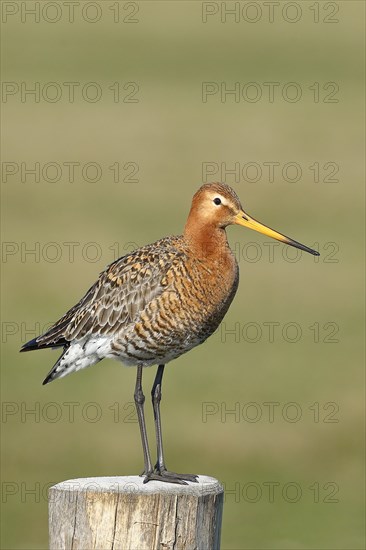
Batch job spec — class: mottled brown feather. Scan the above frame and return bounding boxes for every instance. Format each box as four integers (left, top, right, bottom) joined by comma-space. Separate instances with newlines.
34, 238, 186, 347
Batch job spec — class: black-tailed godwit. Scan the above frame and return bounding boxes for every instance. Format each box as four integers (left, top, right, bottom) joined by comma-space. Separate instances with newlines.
21, 183, 319, 483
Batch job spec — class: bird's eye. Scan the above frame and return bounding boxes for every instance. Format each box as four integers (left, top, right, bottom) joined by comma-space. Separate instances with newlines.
213, 197, 221, 205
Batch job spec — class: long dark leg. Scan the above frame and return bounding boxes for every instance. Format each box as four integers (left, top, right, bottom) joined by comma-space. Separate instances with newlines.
134, 365, 153, 476
152, 364, 166, 471
143, 364, 198, 485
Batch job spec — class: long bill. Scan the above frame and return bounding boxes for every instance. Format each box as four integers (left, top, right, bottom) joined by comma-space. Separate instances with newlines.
234, 211, 320, 256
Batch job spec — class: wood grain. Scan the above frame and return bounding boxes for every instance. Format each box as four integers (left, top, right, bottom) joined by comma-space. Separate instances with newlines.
49, 475, 223, 549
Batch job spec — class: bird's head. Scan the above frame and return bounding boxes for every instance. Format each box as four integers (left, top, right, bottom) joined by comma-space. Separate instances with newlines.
186, 182, 319, 256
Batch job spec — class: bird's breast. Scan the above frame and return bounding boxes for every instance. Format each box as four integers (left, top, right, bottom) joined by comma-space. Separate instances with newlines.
111, 244, 239, 366
159, 247, 239, 342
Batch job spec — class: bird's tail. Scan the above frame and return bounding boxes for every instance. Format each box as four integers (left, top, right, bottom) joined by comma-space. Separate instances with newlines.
42, 344, 101, 385
42, 348, 69, 385
20, 336, 66, 353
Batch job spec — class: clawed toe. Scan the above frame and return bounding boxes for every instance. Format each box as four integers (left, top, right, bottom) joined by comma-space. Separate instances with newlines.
143, 468, 199, 485
162, 471, 199, 483
144, 472, 187, 485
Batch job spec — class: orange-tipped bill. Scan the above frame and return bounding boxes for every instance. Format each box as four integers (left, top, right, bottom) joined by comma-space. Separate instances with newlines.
235, 211, 319, 256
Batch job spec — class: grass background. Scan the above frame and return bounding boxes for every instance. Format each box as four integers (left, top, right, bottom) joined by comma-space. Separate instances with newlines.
1, 1, 365, 548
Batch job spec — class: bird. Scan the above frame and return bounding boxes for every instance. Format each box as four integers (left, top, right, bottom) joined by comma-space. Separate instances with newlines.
21, 183, 319, 484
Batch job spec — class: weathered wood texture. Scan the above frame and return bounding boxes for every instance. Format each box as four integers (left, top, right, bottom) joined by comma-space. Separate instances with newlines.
49, 475, 223, 550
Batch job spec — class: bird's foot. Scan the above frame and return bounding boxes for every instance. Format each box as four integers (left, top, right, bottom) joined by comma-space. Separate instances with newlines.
142, 467, 198, 485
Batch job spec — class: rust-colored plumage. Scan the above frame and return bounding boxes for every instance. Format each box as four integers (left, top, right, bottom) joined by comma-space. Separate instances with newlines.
21, 182, 318, 483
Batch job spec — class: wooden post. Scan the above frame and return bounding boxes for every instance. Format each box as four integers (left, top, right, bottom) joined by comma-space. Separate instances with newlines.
48, 475, 223, 549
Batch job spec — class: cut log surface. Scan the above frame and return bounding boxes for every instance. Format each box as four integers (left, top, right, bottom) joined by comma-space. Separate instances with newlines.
49, 475, 223, 550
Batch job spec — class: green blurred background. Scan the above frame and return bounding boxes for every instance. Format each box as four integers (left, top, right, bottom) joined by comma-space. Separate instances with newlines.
1, 1, 364, 548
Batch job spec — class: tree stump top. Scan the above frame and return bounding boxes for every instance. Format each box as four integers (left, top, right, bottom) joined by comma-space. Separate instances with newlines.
50, 474, 223, 497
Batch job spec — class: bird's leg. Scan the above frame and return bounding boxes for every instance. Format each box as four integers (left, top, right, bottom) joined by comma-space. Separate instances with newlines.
151, 364, 166, 471
143, 364, 198, 485
134, 365, 153, 477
